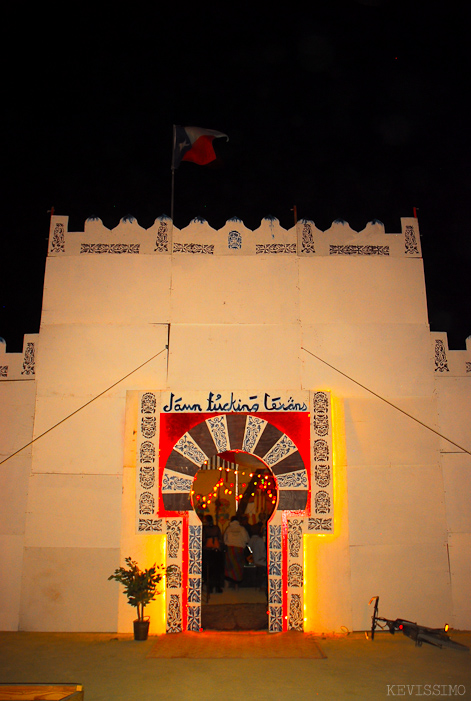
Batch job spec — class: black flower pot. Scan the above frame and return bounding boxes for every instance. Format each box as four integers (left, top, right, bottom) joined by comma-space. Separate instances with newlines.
133, 618, 150, 640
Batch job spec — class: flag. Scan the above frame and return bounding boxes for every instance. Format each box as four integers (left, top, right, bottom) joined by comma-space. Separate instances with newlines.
172, 126, 229, 169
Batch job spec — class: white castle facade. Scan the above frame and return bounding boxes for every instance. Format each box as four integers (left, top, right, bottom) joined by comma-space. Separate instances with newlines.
0, 212, 470, 634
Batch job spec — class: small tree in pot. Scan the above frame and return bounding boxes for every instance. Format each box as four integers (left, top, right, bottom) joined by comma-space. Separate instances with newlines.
109, 557, 166, 640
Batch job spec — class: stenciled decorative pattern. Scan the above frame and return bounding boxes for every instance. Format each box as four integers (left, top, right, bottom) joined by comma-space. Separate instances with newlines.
315, 464, 330, 488
288, 594, 304, 631
313, 392, 329, 437
141, 416, 156, 439
308, 517, 333, 532
315, 491, 331, 514
173, 243, 214, 254
138, 518, 163, 532
256, 243, 296, 254
51, 222, 65, 252
288, 563, 303, 588
311, 391, 333, 533
301, 220, 316, 254
187, 520, 202, 631
139, 465, 155, 489
167, 520, 182, 559
162, 472, 194, 492
268, 517, 283, 633
174, 434, 207, 466
141, 392, 156, 414
21, 343, 35, 376
288, 520, 303, 558
269, 549, 282, 577
140, 441, 155, 463
268, 577, 282, 604
139, 492, 155, 515
206, 415, 228, 452
167, 594, 182, 633
0, 366, 8, 378
188, 577, 201, 603
276, 470, 308, 489
404, 225, 419, 255
228, 230, 242, 249
80, 243, 140, 254
269, 606, 283, 632
242, 416, 266, 452
313, 439, 329, 461
189, 525, 202, 575
154, 219, 169, 252
264, 435, 297, 467
466, 362, 471, 373
434, 340, 449, 372
167, 564, 182, 589
330, 245, 389, 256
269, 524, 282, 551
187, 605, 201, 632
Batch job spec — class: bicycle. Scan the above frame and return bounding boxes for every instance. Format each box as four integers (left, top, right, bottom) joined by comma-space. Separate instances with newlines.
368, 596, 469, 651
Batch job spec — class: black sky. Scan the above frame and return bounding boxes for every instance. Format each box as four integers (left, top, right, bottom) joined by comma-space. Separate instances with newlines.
1, 1, 470, 351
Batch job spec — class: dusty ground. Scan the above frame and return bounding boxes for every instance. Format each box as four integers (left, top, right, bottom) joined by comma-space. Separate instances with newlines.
0, 630, 470, 700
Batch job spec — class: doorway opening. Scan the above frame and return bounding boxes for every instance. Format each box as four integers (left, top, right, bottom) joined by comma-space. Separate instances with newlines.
191, 450, 278, 630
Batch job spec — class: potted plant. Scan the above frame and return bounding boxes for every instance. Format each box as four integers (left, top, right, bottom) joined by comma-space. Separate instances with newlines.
108, 557, 165, 640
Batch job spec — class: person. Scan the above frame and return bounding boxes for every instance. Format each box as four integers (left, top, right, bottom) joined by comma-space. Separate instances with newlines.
202, 514, 223, 593
249, 523, 267, 594
223, 516, 249, 588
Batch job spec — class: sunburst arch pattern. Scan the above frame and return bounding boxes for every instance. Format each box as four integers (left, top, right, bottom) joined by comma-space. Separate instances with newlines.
162, 413, 308, 513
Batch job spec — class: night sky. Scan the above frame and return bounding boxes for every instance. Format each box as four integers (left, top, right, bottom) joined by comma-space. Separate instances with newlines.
2, 1, 470, 352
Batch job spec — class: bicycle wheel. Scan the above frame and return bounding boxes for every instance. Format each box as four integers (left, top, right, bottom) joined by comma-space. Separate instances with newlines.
418, 632, 469, 652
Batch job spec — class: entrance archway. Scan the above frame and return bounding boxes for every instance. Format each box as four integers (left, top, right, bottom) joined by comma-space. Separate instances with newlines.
159, 411, 311, 634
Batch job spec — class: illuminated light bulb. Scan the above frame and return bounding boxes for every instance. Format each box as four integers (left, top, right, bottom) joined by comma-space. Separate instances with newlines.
202, 496, 206, 501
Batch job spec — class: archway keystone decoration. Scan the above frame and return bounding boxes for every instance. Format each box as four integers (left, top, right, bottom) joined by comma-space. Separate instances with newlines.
134, 390, 333, 633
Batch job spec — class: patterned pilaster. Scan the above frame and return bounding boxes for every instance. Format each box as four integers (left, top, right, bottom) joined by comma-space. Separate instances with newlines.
137, 392, 161, 533
310, 391, 334, 533
287, 517, 304, 631
166, 518, 183, 633
187, 511, 202, 632
268, 512, 283, 632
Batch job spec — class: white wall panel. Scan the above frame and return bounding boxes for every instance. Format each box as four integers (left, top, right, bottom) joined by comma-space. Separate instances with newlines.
31, 396, 127, 475
436, 378, 471, 453
0, 535, 24, 630
299, 257, 428, 325
25, 474, 122, 548
350, 542, 452, 630
35, 323, 168, 397
167, 323, 302, 389
301, 323, 434, 398
19, 547, 120, 632
344, 397, 439, 467
448, 533, 471, 629
41, 256, 172, 325
442, 453, 471, 534
170, 256, 299, 324
347, 465, 447, 546
0, 456, 31, 535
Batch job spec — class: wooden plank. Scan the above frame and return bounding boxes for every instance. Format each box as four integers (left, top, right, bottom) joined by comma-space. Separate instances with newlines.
0, 685, 82, 700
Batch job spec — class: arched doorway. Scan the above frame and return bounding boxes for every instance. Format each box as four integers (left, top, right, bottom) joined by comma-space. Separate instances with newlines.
192, 451, 277, 630
159, 411, 311, 633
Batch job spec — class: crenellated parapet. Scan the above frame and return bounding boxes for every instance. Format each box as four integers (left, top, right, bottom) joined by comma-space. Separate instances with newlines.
47, 214, 422, 258
0, 334, 39, 381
